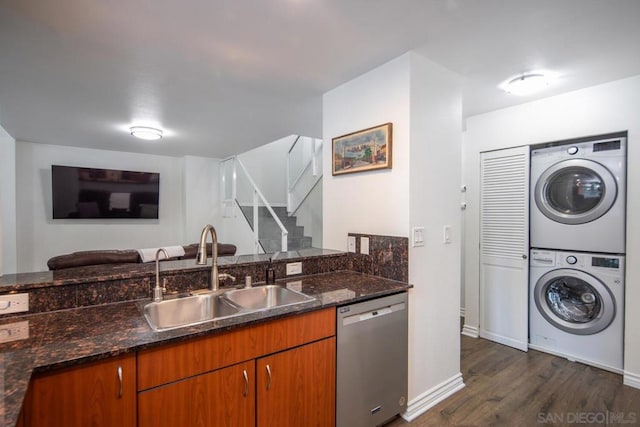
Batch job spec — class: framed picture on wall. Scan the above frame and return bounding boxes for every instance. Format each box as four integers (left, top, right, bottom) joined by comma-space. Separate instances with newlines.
332, 123, 392, 175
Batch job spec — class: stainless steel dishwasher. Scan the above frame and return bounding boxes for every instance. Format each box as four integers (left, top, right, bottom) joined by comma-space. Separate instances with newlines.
336, 292, 408, 427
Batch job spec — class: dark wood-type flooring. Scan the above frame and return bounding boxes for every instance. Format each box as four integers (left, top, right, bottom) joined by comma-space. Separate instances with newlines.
386, 335, 640, 426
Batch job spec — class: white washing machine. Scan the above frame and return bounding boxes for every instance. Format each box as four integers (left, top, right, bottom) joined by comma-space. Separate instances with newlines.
530, 135, 626, 254
529, 249, 624, 373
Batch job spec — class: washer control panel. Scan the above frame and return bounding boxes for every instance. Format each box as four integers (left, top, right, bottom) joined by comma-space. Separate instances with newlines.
556, 253, 585, 267
530, 250, 556, 266
565, 255, 578, 265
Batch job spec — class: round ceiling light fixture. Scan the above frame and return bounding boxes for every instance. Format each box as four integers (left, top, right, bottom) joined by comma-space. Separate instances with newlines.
503, 73, 549, 96
130, 126, 163, 140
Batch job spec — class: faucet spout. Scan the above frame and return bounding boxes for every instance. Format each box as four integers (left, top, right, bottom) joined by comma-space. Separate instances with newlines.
196, 224, 219, 291
154, 248, 169, 303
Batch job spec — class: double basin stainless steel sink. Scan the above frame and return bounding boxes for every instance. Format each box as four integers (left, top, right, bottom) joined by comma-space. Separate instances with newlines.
142, 285, 315, 331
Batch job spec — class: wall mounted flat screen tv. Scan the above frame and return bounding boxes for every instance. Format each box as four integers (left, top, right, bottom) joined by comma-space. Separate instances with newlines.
52, 165, 160, 219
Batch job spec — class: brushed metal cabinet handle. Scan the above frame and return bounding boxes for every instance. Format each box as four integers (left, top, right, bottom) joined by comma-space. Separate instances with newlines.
243, 369, 249, 397
266, 364, 272, 390
117, 365, 123, 398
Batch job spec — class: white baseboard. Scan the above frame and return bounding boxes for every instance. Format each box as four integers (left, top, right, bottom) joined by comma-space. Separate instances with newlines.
459, 307, 466, 317
529, 343, 622, 374
480, 330, 528, 351
461, 324, 479, 338
401, 373, 465, 422
624, 371, 640, 389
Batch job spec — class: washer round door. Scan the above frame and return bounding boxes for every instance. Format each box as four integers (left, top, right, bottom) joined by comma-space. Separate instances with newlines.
534, 269, 615, 335
534, 158, 617, 224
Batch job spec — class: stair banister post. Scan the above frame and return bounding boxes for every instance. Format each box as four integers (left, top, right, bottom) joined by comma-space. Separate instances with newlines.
253, 190, 259, 253
232, 156, 237, 202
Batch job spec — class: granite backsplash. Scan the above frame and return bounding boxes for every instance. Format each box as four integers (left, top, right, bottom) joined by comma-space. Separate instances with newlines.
0, 238, 408, 317
0, 250, 352, 317
347, 233, 409, 283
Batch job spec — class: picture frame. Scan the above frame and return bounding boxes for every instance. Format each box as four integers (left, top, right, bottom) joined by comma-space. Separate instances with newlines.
332, 123, 392, 176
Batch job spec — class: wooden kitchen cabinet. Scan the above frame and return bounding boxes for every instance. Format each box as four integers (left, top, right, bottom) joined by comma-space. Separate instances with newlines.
22, 353, 136, 427
138, 360, 255, 427
137, 308, 336, 427
137, 308, 335, 390
257, 337, 336, 427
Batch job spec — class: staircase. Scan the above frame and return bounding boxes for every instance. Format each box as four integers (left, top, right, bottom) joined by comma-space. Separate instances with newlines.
239, 205, 312, 253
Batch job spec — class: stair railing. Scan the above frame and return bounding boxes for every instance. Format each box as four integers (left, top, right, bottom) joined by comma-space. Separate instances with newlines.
287, 136, 323, 214
220, 157, 237, 218
233, 157, 288, 253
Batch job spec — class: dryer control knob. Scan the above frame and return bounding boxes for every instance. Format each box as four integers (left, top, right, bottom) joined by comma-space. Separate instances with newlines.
567, 146, 579, 155
566, 255, 578, 265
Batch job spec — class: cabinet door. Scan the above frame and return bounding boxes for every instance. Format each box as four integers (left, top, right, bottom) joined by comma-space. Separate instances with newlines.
25, 353, 136, 427
138, 360, 255, 427
257, 337, 336, 427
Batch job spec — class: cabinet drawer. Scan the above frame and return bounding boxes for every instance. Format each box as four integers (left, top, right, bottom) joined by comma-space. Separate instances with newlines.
137, 308, 335, 390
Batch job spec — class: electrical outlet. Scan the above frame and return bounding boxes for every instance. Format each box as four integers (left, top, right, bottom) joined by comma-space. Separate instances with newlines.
347, 235, 356, 253
360, 237, 370, 255
286, 262, 303, 276
0, 320, 29, 344
0, 293, 29, 314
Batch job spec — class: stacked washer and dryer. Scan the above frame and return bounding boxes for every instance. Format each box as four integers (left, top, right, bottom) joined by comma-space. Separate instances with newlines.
529, 133, 626, 373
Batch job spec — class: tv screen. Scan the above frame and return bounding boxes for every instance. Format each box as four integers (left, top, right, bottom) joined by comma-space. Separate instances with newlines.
52, 165, 160, 219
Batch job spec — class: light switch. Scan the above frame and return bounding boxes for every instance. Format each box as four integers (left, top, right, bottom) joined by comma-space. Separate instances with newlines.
412, 227, 425, 247
443, 225, 452, 244
360, 237, 370, 255
347, 235, 356, 253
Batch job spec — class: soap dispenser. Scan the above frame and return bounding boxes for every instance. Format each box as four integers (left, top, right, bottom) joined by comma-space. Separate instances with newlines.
265, 258, 276, 284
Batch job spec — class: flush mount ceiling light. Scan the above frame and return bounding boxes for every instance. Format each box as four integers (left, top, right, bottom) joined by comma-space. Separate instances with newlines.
503, 73, 549, 96
130, 126, 163, 140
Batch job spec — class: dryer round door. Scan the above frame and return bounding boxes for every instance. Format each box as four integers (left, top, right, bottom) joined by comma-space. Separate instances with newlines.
534, 269, 615, 335
534, 158, 617, 225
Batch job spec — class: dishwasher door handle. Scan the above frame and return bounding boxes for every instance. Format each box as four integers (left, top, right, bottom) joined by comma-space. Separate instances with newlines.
342, 302, 405, 326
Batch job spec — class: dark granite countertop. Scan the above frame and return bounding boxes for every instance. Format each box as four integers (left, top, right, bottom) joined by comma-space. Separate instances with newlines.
0, 270, 410, 427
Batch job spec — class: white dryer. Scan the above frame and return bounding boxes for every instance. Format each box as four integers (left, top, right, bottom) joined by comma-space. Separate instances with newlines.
529, 249, 624, 373
530, 135, 626, 254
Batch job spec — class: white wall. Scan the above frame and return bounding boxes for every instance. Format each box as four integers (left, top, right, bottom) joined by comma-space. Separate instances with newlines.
463, 75, 640, 387
407, 53, 463, 405
0, 125, 17, 275
323, 52, 463, 418
323, 54, 411, 249
238, 135, 296, 206
183, 156, 222, 244
14, 142, 222, 272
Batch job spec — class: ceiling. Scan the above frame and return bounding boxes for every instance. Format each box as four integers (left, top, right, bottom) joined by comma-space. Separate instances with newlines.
1, 0, 639, 158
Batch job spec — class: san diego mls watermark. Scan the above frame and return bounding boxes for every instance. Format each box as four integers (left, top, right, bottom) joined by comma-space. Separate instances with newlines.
538, 411, 637, 425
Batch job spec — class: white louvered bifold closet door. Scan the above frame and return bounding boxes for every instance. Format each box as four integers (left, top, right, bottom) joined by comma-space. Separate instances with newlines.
480, 146, 530, 351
